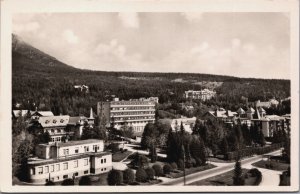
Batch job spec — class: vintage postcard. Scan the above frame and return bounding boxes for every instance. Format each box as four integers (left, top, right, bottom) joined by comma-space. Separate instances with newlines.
0, 0, 299, 192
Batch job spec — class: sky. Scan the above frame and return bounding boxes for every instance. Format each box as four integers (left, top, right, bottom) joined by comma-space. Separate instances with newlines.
12, 12, 290, 79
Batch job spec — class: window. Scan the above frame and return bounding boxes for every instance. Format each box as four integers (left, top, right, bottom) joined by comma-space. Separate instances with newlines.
31, 168, 35, 175
104, 158, 106, 163
51, 129, 54, 133
53, 119, 57, 123
56, 164, 60, 171
84, 159, 88, 166
51, 138, 55, 142
63, 162, 68, 170
57, 129, 61, 133
74, 172, 78, 176
63, 175, 68, 179
75, 148, 79, 153
84, 146, 89, 152
45, 166, 49, 173
60, 119, 64, 123
101, 159, 103, 164
50, 165, 54, 172
63, 149, 69, 156
74, 160, 78, 168
84, 170, 89, 174
38, 167, 43, 174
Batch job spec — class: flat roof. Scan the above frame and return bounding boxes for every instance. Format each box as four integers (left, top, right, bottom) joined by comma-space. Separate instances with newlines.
38, 139, 103, 147
28, 152, 111, 166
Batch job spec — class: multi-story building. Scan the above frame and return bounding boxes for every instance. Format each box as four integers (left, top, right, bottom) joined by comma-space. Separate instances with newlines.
27, 139, 112, 184
203, 108, 237, 125
184, 89, 216, 101
32, 115, 71, 143
97, 97, 156, 136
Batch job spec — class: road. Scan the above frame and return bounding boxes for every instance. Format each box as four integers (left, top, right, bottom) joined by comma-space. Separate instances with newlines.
158, 149, 283, 186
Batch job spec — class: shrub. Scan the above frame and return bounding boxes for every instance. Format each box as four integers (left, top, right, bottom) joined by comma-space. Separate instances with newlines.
163, 164, 172, 175
132, 153, 149, 168
152, 164, 163, 178
177, 159, 184, 170
195, 157, 202, 166
123, 168, 135, 184
45, 180, 55, 186
145, 167, 155, 180
190, 158, 197, 167
107, 169, 123, 185
248, 168, 262, 185
61, 178, 75, 186
136, 168, 148, 182
170, 162, 178, 170
79, 176, 92, 185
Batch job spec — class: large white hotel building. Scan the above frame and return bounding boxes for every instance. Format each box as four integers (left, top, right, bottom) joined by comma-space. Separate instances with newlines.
97, 97, 158, 136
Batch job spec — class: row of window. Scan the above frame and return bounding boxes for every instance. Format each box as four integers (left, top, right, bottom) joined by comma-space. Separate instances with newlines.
111, 111, 155, 116
110, 106, 154, 110
44, 119, 66, 124
62, 144, 100, 156
48, 128, 64, 133
113, 116, 155, 121
50, 136, 62, 142
100, 158, 107, 164
111, 102, 155, 106
45, 170, 89, 183
33, 159, 89, 175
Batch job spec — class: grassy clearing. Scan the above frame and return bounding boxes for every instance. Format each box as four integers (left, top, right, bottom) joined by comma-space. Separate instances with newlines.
112, 151, 133, 162
189, 169, 257, 186
169, 164, 216, 179
252, 160, 290, 171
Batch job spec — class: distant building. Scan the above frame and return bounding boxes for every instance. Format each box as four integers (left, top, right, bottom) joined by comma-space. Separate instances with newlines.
256, 98, 279, 108
12, 109, 30, 119
184, 89, 216, 101
27, 139, 112, 184
74, 85, 89, 93
161, 117, 196, 134
203, 108, 237, 125
97, 97, 157, 136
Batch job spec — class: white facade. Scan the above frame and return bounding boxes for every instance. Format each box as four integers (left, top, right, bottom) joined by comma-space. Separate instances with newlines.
97, 97, 157, 136
27, 139, 112, 184
184, 89, 216, 101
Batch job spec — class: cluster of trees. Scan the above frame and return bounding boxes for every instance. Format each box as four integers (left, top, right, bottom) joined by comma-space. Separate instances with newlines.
141, 122, 170, 162
12, 35, 291, 119
166, 123, 207, 168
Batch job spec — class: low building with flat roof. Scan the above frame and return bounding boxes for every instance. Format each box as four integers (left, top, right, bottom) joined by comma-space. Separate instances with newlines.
27, 139, 112, 184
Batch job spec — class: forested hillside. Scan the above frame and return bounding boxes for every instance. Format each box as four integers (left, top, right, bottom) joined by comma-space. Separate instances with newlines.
12, 34, 291, 117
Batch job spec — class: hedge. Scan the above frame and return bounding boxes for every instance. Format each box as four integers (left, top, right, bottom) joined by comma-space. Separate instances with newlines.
225, 143, 283, 161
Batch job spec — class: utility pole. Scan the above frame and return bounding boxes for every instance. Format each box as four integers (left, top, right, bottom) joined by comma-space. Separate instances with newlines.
182, 144, 186, 186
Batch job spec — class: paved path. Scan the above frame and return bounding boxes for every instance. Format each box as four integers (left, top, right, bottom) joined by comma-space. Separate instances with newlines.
158, 149, 283, 186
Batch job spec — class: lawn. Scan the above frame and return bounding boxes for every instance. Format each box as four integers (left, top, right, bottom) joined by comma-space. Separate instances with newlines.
189, 169, 256, 186
252, 160, 290, 171
112, 150, 133, 162
169, 164, 216, 179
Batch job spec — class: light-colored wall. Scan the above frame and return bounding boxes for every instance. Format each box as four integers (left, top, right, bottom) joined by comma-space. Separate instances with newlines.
35, 141, 104, 159
28, 156, 91, 184
58, 142, 104, 157
261, 121, 270, 137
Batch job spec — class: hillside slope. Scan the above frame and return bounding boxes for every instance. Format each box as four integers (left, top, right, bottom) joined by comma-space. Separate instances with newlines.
12, 34, 290, 116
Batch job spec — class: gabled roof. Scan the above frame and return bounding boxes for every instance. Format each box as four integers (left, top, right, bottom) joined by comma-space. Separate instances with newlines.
30, 111, 54, 117
258, 107, 266, 113
68, 116, 87, 125
237, 107, 245, 114
246, 107, 255, 113
38, 115, 70, 127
